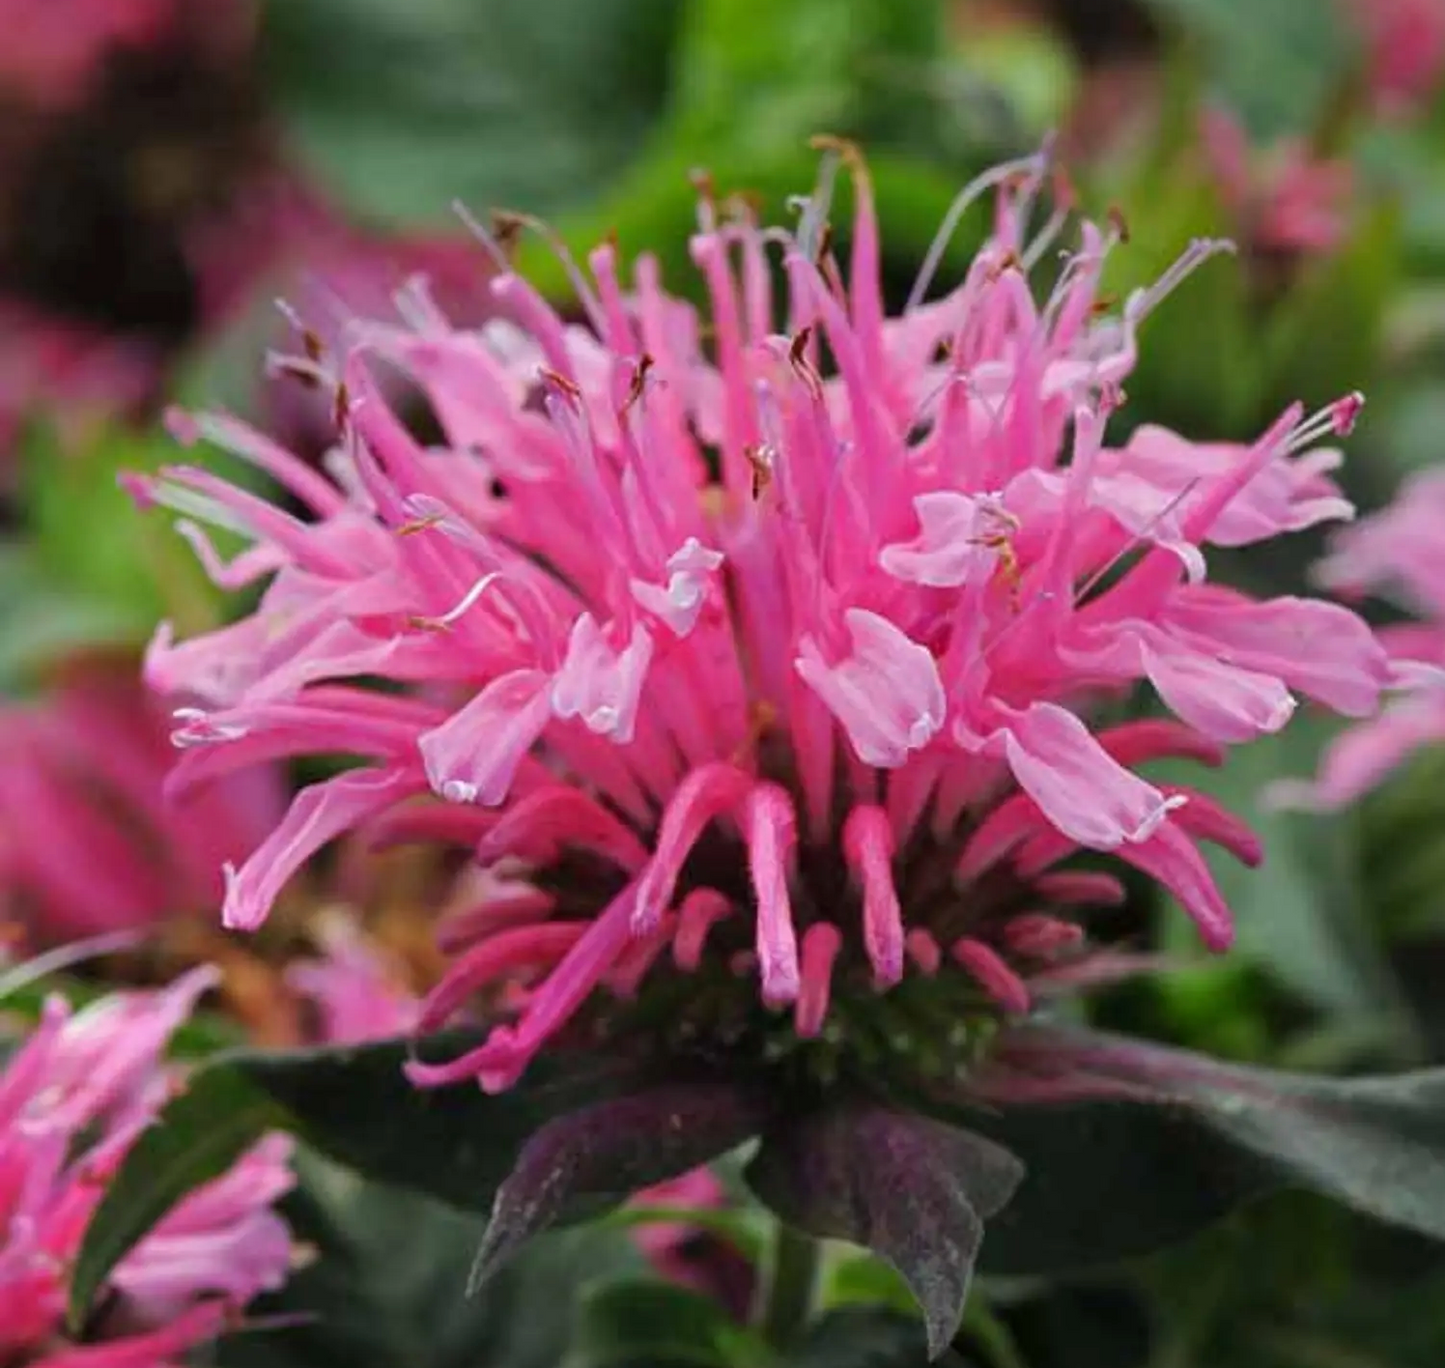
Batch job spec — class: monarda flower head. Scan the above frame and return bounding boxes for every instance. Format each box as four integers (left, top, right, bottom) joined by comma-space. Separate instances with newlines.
0, 969, 293, 1366
131, 143, 1390, 1097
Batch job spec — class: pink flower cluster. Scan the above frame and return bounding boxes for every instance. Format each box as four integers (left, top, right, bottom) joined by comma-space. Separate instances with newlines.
0, 668, 283, 949
0, 969, 293, 1367
132, 148, 1391, 1092
1274, 469, 1445, 809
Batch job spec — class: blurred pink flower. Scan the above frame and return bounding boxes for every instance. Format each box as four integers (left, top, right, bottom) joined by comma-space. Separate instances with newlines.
0, 968, 293, 1365
131, 146, 1389, 1093
0, 0, 174, 110
630, 1168, 755, 1317
1199, 107, 1353, 259
0, 0, 487, 465
0, 302, 161, 464
286, 913, 422, 1044
1272, 468, 1445, 810
0, 665, 284, 949
1344, 0, 1445, 115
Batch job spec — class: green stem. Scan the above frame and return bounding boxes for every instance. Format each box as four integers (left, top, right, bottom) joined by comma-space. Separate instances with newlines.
756, 1223, 820, 1350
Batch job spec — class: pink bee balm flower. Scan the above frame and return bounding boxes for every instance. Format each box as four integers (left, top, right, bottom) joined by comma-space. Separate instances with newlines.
0, 0, 177, 109
0, 968, 294, 1366
286, 913, 422, 1044
1343, 0, 1445, 115
629, 1168, 755, 1318
0, 665, 285, 949
1199, 107, 1353, 260
1272, 468, 1445, 810
131, 145, 1391, 1094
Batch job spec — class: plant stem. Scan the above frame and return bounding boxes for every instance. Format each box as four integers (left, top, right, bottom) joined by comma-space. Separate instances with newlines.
757, 1222, 820, 1350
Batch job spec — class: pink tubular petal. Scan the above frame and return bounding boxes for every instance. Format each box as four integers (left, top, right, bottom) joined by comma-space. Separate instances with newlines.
630, 537, 724, 637
633, 763, 752, 933
1162, 786, 1263, 865
795, 608, 945, 767
1031, 870, 1128, 908
1002, 913, 1084, 957
952, 938, 1030, 1013
1096, 718, 1225, 769
987, 702, 1174, 849
167, 406, 348, 516
435, 879, 557, 953
673, 888, 735, 972
608, 914, 676, 998
795, 923, 843, 1038
906, 928, 942, 976
842, 804, 904, 986
418, 668, 553, 806
1115, 821, 1234, 951
418, 922, 589, 1031
363, 801, 498, 852
223, 768, 426, 930
475, 787, 650, 872
744, 783, 801, 1006
954, 791, 1054, 880
407, 881, 641, 1093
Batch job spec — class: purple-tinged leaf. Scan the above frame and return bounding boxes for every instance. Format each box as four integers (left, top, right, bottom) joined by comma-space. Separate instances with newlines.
469, 1079, 765, 1294
744, 1103, 1024, 1359
923, 1024, 1445, 1274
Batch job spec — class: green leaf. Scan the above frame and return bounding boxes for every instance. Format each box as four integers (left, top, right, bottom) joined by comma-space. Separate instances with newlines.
219, 1153, 644, 1368
1097, 163, 1261, 442
69, 1065, 289, 1330
570, 1278, 773, 1367
260, 0, 686, 227
69, 1032, 649, 1329
1139, 0, 1352, 138
1145, 712, 1410, 1031
745, 1103, 1023, 1357
669, 0, 943, 155
514, 147, 993, 316
821, 1250, 919, 1318
598, 1203, 768, 1267
0, 545, 144, 690
791, 1307, 955, 1367
921, 1025, 1445, 1275
17, 422, 222, 659
1263, 201, 1400, 417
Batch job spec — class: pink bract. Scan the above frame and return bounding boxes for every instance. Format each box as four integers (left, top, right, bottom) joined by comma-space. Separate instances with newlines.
132, 147, 1391, 1092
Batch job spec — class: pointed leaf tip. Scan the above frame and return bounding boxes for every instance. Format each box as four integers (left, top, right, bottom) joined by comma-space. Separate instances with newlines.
744, 1102, 1024, 1358
470, 1078, 766, 1295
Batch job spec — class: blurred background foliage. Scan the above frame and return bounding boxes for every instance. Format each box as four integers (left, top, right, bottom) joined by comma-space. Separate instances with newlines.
5, 0, 1445, 1364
